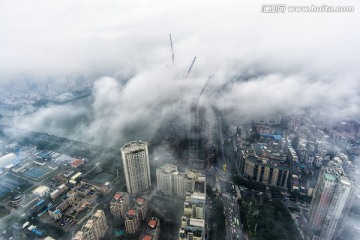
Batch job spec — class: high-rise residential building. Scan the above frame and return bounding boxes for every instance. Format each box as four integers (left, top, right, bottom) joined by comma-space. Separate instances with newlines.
238, 142, 290, 188
156, 165, 206, 197
72, 210, 108, 240
144, 217, 161, 240
156, 164, 178, 195
125, 209, 140, 234
185, 169, 206, 194
121, 141, 151, 195
309, 167, 352, 240
136, 197, 148, 221
110, 192, 130, 218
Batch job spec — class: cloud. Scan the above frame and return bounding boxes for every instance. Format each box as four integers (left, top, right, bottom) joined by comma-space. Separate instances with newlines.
0, 0, 359, 149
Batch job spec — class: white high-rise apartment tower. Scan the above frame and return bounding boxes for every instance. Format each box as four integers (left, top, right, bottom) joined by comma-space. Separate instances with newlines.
121, 141, 151, 195
309, 166, 352, 240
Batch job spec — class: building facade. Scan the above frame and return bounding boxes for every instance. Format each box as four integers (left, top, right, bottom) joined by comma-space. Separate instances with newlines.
121, 141, 151, 195
72, 210, 108, 240
238, 143, 289, 188
156, 165, 206, 197
136, 197, 148, 221
309, 167, 352, 240
125, 209, 140, 234
144, 217, 161, 240
110, 192, 130, 218
179, 192, 206, 240
188, 104, 206, 169
156, 164, 178, 195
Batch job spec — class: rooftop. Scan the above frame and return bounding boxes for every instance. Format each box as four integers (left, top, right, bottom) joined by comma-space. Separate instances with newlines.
137, 198, 145, 204
128, 210, 136, 216
324, 172, 336, 181
71, 159, 84, 167
143, 235, 152, 240
114, 193, 122, 200
148, 219, 157, 228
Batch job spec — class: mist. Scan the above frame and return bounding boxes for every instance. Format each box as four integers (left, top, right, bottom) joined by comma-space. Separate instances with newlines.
0, 0, 359, 146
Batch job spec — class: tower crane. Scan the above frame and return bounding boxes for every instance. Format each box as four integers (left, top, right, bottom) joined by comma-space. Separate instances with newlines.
169, 33, 175, 64
187, 56, 197, 77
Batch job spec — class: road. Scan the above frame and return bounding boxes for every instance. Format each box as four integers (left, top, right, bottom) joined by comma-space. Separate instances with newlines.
215, 113, 244, 240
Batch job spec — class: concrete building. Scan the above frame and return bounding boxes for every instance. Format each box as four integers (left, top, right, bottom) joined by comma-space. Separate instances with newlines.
110, 192, 129, 218
254, 114, 282, 125
238, 143, 289, 188
156, 164, 178, 195
11, 194, 24, 208
48, 193, 78, 220
136, 197, 148, 221
72, 210, 108, 240
71, 159, 84, 169
144, 217, 160, 240
179, 185, 207, 240
121, 141, 151, 194
32, 185, 50, 197
309, 167, 352, 240
0, 153, 16, 169
125, 209, 140, 234
188, 104, 206, 169
156, 165, 206, 197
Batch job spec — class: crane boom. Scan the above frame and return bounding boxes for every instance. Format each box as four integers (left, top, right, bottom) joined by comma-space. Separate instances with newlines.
169, 34, 174, 64
187, 56, 197, 76
197, 74, 214, 104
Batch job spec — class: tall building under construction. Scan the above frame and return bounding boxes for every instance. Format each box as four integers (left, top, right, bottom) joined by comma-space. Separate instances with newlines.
188, 102, 206, 169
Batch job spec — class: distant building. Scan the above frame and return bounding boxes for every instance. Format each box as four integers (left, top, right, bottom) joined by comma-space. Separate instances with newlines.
71, 159, 84, 169
156, 164, 179, 195
121, 141, 151, 194
110, 192, 130, 218
69, 172, 82, 185
179, 192, 206, 240
238, 143, 289, 188
0, 153, 16, 169
72, 210, 108, 240
125, 209, 140, 234
32, 185, 50, 197
135, 197, 147, 221
50, 184, 68, 200
156, 165, 206, 197
188, 104, 206, 169
144, 217, 161, 240
11, 194, 25, 208
254, 114, 282, 125
309, 167, 352, 240
48, 193, 78, 220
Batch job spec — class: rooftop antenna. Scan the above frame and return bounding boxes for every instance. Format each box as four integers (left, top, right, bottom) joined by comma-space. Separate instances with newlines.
187, 56, 197, 77
169, 34, 175, 64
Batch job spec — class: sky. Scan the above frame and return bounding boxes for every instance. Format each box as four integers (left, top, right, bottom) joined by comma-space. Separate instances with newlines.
1, 0, 360, 145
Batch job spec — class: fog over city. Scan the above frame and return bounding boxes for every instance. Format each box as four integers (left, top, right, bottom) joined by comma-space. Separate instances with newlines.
0, 0, 359, 146
0, 1, 360, 240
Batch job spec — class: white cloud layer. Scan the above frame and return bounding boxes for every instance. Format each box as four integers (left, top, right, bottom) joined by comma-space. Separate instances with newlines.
0, 0, 359, 147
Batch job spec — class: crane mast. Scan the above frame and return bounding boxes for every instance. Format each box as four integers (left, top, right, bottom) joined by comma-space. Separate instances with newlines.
169, 34, 175, 64
187, 56, 197, 77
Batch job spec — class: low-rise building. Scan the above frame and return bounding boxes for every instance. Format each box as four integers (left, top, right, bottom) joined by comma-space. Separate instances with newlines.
71, 159, 84, 169
32, 185, 50, 197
